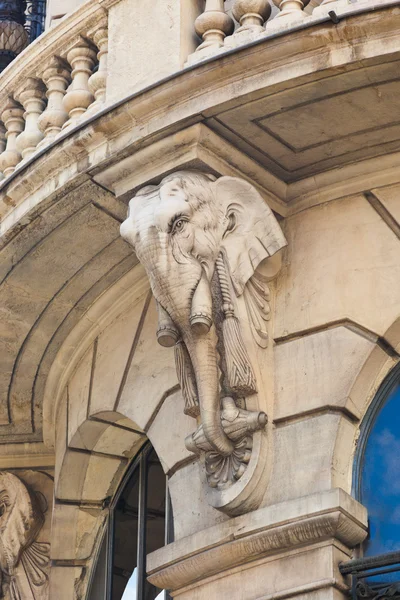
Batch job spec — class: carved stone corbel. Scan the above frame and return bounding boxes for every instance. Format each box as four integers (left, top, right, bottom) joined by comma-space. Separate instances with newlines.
121, 170, 287, 513
0, 472, 50, 600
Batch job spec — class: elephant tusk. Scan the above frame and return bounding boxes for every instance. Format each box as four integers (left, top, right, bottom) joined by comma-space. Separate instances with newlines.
156, 300, 179, 347
190, 270, 213, 335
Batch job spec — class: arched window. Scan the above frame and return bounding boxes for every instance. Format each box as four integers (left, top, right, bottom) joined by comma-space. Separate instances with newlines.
355, 363, 400, 558
88, 442, 172, 600
340, 363, 400, 598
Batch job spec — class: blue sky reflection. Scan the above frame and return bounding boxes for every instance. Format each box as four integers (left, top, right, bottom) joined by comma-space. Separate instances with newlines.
362, 383, 400, 564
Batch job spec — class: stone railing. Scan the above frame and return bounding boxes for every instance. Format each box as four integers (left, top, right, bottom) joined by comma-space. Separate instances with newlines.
0, 0, 395, 183
0, 0, 108, 179
188, 0, 387, 63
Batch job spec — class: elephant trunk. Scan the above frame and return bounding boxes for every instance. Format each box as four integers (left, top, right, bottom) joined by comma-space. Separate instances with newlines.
184, 330, 234, 457
153, 267, 233, 456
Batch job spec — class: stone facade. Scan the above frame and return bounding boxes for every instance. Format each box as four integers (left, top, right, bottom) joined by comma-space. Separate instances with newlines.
0, 0, 399, 598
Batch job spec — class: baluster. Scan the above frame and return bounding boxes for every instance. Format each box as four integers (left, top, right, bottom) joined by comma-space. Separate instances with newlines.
37, 58, 71, 148
62, 38, 97, 130
194, 0, 234, 53
0, 98, 24, 177
232, 0, 271, 33
266, 0, 310, 29
15, 78, 46, 161
87, 20, 108, 115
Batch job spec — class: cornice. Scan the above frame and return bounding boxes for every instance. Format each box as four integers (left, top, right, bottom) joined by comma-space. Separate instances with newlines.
147, 488, 367, 592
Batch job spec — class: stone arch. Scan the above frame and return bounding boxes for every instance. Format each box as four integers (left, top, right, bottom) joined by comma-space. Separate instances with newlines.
47, 264, 224, 598
331, 316, 400, 497
51, 408, 147, 600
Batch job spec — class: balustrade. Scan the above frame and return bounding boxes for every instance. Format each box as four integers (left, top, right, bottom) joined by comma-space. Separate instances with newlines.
0, 0, 373, 184
0, 9, 108, 183
190, 0, 313, 59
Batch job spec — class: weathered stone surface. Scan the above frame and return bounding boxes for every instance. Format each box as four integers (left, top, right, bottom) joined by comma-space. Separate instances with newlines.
276, 194, 400, 338
274, 327, 374, 422
89, 292, 148, 417
168, 461, 229, 541
148, 488, 367, 594
265, 413, 356, 505
1, 2, 400, 599
51, 503, 103, 561
117, 297, 178, 430
147, 389, 194, 474
373, 183, 400, 225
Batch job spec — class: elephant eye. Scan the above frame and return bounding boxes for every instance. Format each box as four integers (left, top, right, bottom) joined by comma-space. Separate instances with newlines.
170, 215, 188, 234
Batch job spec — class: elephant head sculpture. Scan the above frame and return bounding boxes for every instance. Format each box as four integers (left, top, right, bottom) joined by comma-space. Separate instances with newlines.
0, 472, 49, 599
121, 171, 287, 466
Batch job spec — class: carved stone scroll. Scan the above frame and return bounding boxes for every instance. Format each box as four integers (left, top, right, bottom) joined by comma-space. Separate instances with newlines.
243, 271, 271, 349
0, 472, 50, 600
120, 171, 287, 511
186, 397, 267, 489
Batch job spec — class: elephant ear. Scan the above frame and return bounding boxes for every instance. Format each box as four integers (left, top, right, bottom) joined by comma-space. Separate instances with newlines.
215, 177, 287, 296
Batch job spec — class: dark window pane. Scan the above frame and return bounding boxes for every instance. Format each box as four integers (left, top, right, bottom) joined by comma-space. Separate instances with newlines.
361, 382, 400, 578
88, 530, 108, 600
144, 450, 166, 600
89, 444, 170, 600
112, 464, 140, 600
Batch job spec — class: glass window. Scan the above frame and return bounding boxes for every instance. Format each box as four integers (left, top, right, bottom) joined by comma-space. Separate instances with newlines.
88, 443, 172, 600
358, 377, 400, 558
343, 363, 400, 596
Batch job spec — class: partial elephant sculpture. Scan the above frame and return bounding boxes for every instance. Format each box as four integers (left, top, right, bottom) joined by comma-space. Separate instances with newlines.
0, 472, 50, 600
120, 171, 287, 502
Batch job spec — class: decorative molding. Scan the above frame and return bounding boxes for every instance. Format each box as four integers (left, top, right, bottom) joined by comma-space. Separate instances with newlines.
186, 397, 267, 489
0, 472, 50, 600
243, 271, 271, 349
120, 170, 287, 512
147, 488, 368, 593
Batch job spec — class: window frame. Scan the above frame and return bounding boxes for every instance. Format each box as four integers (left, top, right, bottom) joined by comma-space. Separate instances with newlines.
352, 361, 400, 503
87, 441, 172, 600
340, 361, 400, 599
